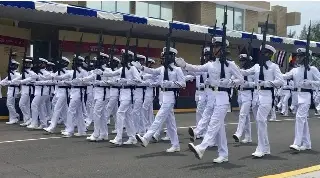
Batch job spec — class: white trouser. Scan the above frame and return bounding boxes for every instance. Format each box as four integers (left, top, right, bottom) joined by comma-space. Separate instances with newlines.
30, 95, 47, 127
105, 96, 119, 129
255, 103, 272, 153
196, 92, 207, 126
51, 94, 58, 114
47, 94, 68, 130
281, 91, 291, 115
235, 101, 252, 140
142, 96, 154, 129
7, 96, 19, 122
19, 94, 31, 122
115, 100, 135, 141
293, 103, 311, 148
85, 93, 94, 125
290, 92, 298, 112
92, 98, 109, 138
44, 95, 52, 119
197, 104, 229, 158
277, 95, 284, 109
65, 96, 86, 134
132, 99, 144, 134
143, 103, 179, 147
269, 107, 277, 121
194, 99, 214, 137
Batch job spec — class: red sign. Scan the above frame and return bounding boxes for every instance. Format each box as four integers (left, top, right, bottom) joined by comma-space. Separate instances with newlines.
0, 35, 28, 47
61, 41, 162, 58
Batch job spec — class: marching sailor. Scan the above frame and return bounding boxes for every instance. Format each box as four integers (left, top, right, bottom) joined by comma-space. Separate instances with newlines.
44, 57, 70, 133
134, 46, 186, 152
241, 44, 284, 157
175, 37, 244, 162
280, 80, 294, 116
284, 48, 320, 151
233, 53, 255, 143
0, 53, 21, 125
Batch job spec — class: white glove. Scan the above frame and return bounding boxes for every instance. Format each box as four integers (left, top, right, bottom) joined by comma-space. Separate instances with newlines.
185, 75, 194, 82
12, 80, 21, 85
204, 79, 210, 85
175, 57, 186, 68
162, 80, 173, 88
257, 80, 267, 87
63, 81, 72, 85
219, 79, 230, 86
199, 83, 205, 88
117, 78, 127, 85
302, 80, 312, 87
228, 80, 236, 87
126, 80, 136, 86
131, 61, 143, 70
93, 69, 103, 75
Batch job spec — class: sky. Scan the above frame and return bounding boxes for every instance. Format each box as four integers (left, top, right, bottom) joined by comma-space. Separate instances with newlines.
269, 1, 320, 37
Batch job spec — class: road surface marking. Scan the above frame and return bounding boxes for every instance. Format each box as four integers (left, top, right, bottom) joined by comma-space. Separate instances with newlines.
0, 136, 62, 144
259, 165, 320, 178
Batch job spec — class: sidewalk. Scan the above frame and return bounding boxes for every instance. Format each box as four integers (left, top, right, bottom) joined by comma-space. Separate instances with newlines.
289, 170, 320, 178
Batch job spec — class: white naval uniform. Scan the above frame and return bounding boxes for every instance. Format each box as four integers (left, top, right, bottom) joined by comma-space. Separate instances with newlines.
61, 68, 88, 135
45, 69, 71, 132
84, 70, 95, 127
280, 80, 294, 116
0, 70, 21, 123
185, 59, 243, 159
283, 65, 320, 149
44, 71, 56, 121
234, 74, 255, 142
102, 66, 141, 143
139, 64, 186, 149
132, 70, 145, 134
29, 69, 52, 128
141, 72, 157, 130
11, 69, 36, 124
83, 67, 111, 139
195, 72, 208, 126
241, 61, 284, 156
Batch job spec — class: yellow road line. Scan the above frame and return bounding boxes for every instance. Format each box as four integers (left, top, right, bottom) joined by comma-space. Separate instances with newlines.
260, 165, 320, 178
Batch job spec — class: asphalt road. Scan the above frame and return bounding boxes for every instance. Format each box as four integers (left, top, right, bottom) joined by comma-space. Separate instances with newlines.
0, 112, 319, 178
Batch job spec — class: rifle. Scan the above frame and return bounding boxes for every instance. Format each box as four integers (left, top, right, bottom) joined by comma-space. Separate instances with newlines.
145, 42, 150, 67
247, 28, 254, 60
7, 47, 13, 81
55, 36, 66, 75
108, 37, 117, 69
210, 20, 217, 61
304, 21, 311, 78
96, 31, 104, 80
72, 33, 83, 79
21, 43, 29, 79
164, 19, 174, 71
123, 26, 133, 70
220, 6, 229, 78
133, 38, 139, 62
259, 14, 269, 69
200, 35, 207, 65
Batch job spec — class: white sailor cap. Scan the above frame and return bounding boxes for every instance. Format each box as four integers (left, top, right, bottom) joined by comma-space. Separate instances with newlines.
78, 56, 85, 61
113, 56, 121, 63
47, 62, 55, 66
260, 44, 276, 54
162, 47, 178, 54
121, 49, 134, 56
62, 56, 70, 63
147, 58, 155, 63
239, 54, 253, 60
212, 37, 229, 47
23, 58, 32, 62
100, 52, 109, 58
39, 58, 48, 63
137, 54, 146, 60
11, 59, 20, 65
92, 57, 97, 61
203, 46, 211, 53
89, 62, 94, 66
296, 48, 312, 55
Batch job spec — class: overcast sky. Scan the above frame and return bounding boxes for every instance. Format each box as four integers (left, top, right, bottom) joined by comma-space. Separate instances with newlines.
269, 1, 320, 37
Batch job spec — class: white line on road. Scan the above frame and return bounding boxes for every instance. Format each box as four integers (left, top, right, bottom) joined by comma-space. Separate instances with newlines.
0, 136, 62, 144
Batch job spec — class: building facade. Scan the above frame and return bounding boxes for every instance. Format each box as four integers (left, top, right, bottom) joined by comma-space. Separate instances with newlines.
0, 1, 301, 98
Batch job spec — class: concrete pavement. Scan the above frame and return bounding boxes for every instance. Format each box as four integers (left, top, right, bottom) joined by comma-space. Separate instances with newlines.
0, 112, 319, 178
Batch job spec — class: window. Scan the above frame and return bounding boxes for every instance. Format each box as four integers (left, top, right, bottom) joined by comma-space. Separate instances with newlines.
216, 5, 244, 31
258, 23, 276, 35
86, 1, 130, 14
135, 1, 173, 21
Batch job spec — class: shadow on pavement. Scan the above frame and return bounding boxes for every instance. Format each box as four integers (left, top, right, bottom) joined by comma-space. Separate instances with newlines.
136, 151, 188, 159
180, 161, 246, 171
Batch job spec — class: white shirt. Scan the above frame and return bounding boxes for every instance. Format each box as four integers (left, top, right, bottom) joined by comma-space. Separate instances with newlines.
185, 60, 244, 106
241, 61, 284, 105
283, 65, 320, 104
0, 70, 21, 97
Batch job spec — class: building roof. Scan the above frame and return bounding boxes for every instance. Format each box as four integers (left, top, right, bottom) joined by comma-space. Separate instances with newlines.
0, 1, 318, 49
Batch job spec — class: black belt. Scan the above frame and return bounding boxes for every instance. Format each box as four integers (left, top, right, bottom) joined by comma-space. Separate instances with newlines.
9, 85, 19, 97
161, 88, 179, 108
58, 86, 71, 89
161, 88, 177, 92
197, 88, 205, 91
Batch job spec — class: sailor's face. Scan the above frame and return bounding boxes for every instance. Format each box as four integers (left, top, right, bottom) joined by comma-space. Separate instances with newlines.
213, 45, 221, 57
296, 53, 305, 65
25, 62, 32, 68
10, 64, 19, 70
